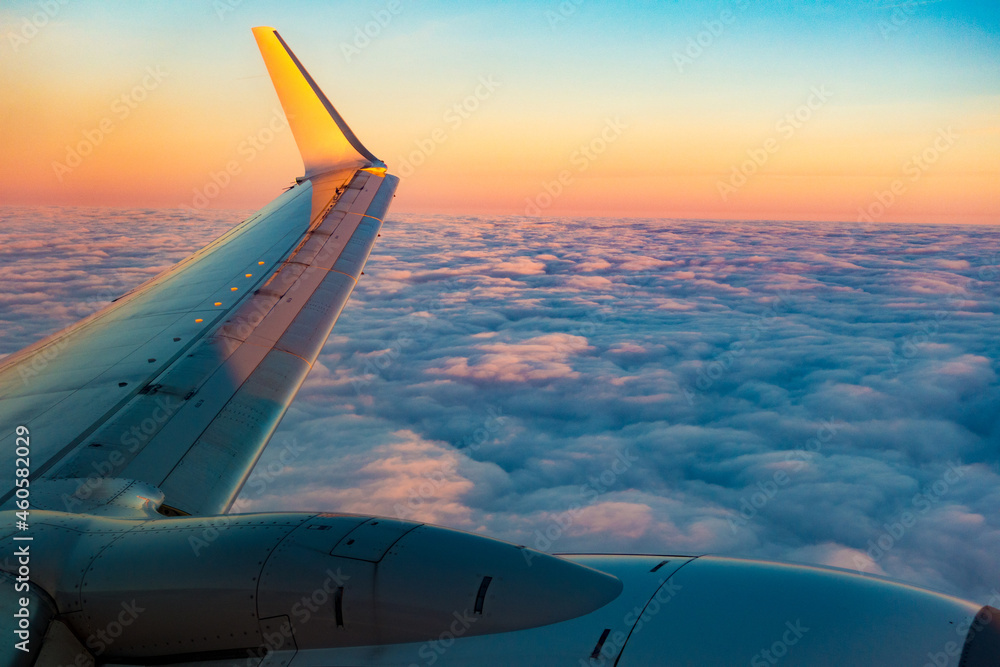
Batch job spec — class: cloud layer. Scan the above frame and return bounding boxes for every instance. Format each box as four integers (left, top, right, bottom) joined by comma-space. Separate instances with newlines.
2, 206, 998, 603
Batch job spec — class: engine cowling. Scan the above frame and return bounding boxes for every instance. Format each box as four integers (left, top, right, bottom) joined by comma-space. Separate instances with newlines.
2, 510, 996, 666
0, 510, 622, 662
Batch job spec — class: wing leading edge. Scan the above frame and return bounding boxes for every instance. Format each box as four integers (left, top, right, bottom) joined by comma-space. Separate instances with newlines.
0, 29, 398, 517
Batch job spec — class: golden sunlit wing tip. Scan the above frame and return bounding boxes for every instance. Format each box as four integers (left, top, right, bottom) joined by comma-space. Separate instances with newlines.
252, 26, 382, 178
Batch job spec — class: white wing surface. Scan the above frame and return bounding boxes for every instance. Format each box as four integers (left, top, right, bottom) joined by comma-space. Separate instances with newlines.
0, 28, 398, 517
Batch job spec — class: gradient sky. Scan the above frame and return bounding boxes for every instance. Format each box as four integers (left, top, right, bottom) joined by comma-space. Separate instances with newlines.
1, 0, 998, 222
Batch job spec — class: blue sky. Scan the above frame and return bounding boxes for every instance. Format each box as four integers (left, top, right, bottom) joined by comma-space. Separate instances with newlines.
2, 0, 997, 221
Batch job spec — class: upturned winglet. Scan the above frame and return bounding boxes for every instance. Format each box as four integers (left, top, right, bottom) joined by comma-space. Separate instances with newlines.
252, 26, 381, 177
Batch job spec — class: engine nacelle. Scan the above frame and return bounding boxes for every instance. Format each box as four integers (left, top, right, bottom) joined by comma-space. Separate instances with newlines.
2, 510, 997, 666
0, 572, 56, 667
0, 511, 622, 662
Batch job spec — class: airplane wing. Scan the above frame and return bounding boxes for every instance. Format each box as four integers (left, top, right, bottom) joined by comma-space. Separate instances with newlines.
0, 27, 398, 518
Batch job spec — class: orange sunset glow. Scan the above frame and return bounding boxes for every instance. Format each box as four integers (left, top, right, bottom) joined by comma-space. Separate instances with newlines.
1, 2, 997, 224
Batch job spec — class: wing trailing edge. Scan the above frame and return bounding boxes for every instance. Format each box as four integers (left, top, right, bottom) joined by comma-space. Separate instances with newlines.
252, 26, 381, 177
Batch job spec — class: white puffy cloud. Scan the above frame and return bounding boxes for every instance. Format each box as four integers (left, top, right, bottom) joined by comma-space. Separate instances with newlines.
2, 208, 999, 604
